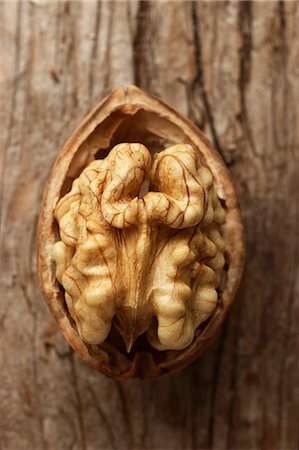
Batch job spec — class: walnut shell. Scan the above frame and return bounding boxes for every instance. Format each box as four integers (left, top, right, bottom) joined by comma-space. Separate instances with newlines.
37, 85, 245, 379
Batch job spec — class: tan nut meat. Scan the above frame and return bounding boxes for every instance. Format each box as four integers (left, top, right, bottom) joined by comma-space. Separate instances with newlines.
37, 85, 245, 379
53, 142, 225, 352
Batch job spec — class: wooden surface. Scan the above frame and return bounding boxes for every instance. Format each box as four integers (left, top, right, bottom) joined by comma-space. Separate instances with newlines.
1, 1, 298, 449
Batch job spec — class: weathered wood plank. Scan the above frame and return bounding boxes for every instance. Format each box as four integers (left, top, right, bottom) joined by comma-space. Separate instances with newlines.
1, 1, 298, 449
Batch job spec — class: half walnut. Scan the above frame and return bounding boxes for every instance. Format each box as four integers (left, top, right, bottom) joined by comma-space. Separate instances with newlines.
37, 85, 245, 379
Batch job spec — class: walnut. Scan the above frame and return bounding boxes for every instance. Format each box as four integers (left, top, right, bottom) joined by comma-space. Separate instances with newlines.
37, 86, 245, 379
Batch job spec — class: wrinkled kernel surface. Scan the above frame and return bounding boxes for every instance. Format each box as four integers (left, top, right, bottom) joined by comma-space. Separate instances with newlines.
53, 143, 226, 351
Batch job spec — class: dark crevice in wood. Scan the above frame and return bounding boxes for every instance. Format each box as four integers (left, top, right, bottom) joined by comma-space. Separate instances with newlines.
208, 321, 228, 449
25, 227, 47, 449
0, 303, 10, 328
102, 2, 114, 97
278, 0, 290, 159
69, 354, 87, 450
133, 1, 152, 89
88, 1, 101, 104
44, 342, 73, 359
277, 205, 298, 448
115, 382, 134, 449
32, 311, 47, 450
278, 0, 286, 32
56, 2, 69, 129
17, 232, 47, 450
226, 319, 239, 450
56, 1, 79, 116
191, 2, 225, 164
140, 385, 151, 449
17, 259, 34, 316
189, 364, 199, 449
238, 1, 259, 159
68, 2, 79, 109
268, 2, 289, 163
88, 384, 117, 449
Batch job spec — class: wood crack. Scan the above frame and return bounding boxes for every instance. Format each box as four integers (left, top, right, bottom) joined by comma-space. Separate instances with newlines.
238, 1, 259, 158
70, 354, 87, 450
115, 382, 134, 449
208, 322, 228, 449
102, 1, 114, 96
133, 0, 152, 89
278, 0, 290, 158
88, 1, 101, 105
191, 2, 226, 163
226, 329, 239, 449
88, 384, 117, 449
277, 202, 298, 448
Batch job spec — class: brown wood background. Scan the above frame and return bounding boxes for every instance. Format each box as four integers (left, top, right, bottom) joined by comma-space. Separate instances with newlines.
1, 1, 298, 449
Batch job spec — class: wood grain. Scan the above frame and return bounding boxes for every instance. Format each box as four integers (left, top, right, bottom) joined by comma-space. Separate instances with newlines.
1, 1, 298, 449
